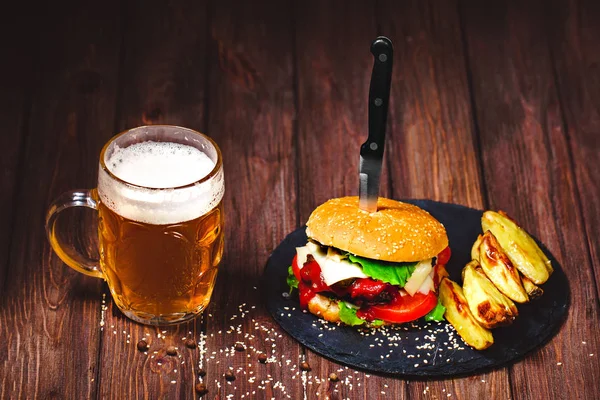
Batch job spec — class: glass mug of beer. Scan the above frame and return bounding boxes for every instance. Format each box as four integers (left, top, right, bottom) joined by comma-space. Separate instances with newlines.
46, 125, 224, 325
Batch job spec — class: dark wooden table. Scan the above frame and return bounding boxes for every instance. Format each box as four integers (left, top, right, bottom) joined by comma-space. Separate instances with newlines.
1, 1, 599, 399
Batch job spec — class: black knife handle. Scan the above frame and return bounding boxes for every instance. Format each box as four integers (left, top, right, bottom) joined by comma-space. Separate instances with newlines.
361, 36, 393, 158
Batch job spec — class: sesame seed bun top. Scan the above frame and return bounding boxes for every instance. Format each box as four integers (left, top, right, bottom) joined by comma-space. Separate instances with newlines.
305, 196, 448, 262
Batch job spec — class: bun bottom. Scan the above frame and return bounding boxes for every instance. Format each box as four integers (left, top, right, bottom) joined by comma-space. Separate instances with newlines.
307, 294, 341, 324
307, 294, 387, 328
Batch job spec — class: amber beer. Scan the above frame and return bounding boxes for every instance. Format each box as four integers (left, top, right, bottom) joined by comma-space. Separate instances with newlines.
97, 201, 224, 322
46, 125, 225, 325
97, 137, 225, 324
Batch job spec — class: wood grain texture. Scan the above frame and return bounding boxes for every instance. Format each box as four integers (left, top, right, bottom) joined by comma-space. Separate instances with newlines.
547, 0, 600, 299
377, 2, 511, 399
0, 1, 122, 398
116, 0, 210, 132
96, 2, 209, 399
461, 0, 600, 398
379, 0, 485, 207
203, 0, 301, 398
295, 1, 406, 399
0, 4, 34, 292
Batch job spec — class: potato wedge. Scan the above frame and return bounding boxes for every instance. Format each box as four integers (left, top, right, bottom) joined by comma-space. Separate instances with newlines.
439, 278, 494, 350
471, 234, 483, 261
521, 275, 544, 300
462, 260, 518, 328
479, 231, 529, 303
482, 211, 552, 284
497, 211, 553, 276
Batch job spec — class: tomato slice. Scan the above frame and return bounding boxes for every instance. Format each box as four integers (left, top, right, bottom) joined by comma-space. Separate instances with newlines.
291, 255, 301, 281
298, 282, 315, 309
436, 246, 451, 265
357, 291, 437, 323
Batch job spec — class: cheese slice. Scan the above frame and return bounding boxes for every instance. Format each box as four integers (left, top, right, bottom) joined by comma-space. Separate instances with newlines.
295, 245, 368, 286
296, 244, 434, 291
417, 272, 434, 294
403, 259, 433, 296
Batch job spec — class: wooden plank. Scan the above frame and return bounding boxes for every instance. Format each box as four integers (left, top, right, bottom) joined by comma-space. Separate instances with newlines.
377, 1, 510, 399
115, 0, 210, 132
295, 1, 408, 399
0, 1, 122, 398
379, 0, 485, 206
202, 0, 302, 398
0, 4, 34, 291
461, 0, 600, 398
96, 1, 210, 399
548, 0, 600, 298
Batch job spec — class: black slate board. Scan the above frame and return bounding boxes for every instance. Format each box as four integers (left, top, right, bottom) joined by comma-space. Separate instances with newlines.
263, 199, 569, 377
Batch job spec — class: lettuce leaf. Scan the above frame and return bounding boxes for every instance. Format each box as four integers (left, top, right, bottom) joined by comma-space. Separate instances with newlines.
287, 266, 299, 293
347, 254, 417, 287
424, 298, 446, 322
338, 302, 366, 326
371, 319, 384, 327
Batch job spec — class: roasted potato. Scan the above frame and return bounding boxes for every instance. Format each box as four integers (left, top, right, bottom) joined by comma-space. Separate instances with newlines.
482, 211, 552, 284
439, 278, 494, 350
471, 234, 483, 261
521, 275, 544, 300
462, 260, 518, 329
479, 231, 529, 303
498, 211, 554, 276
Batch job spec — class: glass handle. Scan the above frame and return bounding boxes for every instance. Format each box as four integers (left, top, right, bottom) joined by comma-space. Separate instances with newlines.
45, 189, 104, 279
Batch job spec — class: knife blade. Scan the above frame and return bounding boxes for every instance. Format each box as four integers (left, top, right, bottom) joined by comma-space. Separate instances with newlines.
359, 36, 393, 213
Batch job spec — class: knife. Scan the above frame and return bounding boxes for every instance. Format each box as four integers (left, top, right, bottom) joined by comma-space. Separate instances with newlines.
359, 36, 393, 213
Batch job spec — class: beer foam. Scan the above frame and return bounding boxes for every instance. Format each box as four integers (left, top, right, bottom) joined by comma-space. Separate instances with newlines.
107, 141, 214, 188
98, 141, 224, 225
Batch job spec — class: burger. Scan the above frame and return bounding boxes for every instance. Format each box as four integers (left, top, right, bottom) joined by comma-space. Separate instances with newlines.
287, 197, 451, 327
